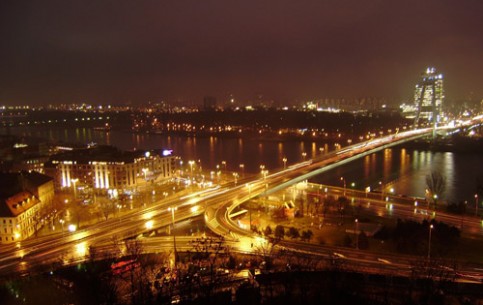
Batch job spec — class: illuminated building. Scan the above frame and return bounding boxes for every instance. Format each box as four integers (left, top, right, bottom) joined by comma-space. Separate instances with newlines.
44, 146, 176, 192
0, 172, 54, 244
414, 67, 444, 123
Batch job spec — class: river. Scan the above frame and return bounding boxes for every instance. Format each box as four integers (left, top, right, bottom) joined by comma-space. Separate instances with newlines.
5, 126, 483, 205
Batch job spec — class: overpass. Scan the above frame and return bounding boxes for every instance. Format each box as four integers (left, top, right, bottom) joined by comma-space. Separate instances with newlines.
205, 115, 483, 239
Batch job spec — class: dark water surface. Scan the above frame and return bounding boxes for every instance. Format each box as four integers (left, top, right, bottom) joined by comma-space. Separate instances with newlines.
6, 126, 483, 204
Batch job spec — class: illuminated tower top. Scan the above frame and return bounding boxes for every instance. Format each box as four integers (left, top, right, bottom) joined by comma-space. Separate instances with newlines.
414, 67, 444, 123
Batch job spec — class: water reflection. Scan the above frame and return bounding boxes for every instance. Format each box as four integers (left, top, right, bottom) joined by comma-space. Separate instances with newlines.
4, 126, 482, 203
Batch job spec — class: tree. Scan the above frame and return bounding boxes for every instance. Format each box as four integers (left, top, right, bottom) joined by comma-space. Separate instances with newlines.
274, 225, 285, 240
301, 230, 313, 242
357, 231, 369, 250
263, 225, 273, 236
122, 239, 153, 305
343, 235, 352, 247
287, 227, 300, 239
188, 236, 231, 302
98, 197, 116, 220
337, 196, 349, 223
425, 171, 446, 209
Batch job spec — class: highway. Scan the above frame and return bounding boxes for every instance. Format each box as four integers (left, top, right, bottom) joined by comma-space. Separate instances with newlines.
0, 117, 482, 281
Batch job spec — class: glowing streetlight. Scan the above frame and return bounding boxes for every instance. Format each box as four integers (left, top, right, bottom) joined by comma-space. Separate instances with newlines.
221, 160, 227, 171
71, 178, 78, 199
68, 224, 77, 232
168, 207, 178, 265
145, 220, 154, 230
233, 172, 239, 186
475, 194, 479, 216
355, 218, 359, 250
379, 181, 384, 200
428, 224, 434, 260
239, 164, 245, 177
59, 219, 65, 235
282, 157, 287, 169
188, 160, 195, 178
340, 177, 346, 196
302, 152, 307, 161
142, 168, 148, 180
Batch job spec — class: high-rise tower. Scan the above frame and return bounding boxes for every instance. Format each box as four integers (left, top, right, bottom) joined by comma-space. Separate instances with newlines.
414, 67, 444, 124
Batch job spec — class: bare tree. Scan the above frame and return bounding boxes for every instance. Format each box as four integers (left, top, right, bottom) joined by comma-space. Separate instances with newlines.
120, 239, 154, 305
426, 171, 446, 209
98, 197, 116, 220
187, 235, 232, 302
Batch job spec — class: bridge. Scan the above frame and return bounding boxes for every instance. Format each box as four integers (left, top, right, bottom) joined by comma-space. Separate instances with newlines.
0, 116, 482, 279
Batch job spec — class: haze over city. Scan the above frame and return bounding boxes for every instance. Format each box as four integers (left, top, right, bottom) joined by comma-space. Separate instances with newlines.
1, 0, 483, 105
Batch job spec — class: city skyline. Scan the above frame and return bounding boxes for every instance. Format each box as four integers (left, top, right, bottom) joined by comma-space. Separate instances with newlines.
1, 0, 483, 105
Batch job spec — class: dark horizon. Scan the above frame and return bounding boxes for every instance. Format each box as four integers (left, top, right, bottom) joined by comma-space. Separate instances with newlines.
1, 0, 482, 106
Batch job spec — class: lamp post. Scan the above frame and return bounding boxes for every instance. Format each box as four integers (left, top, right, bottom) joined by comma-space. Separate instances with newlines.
428, 224, 434, 260
188, 160, 195, 177
302, 152, 307, 161
239, 164, 245, 177
245, 183, 253, 231
221, 160, 227, 171
71, 178, 78, 200
475, 194, 479, 216
340, 177, 346, 196
379, 181, 384, 201
59, 219, 65, 236
262, 170, 268, 180
168, 207, 178, 266
233, 172, 239, 186
355, 218, 359, 249
282, 157, 287, 169
260, 164, 265, 179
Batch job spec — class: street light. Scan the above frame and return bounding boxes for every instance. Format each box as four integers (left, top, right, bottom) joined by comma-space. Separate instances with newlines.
475, 194, 479, 216
282, 157, 287, 169
340, 177, 346, 196
379, 181, 384, 201
428, 224, 434, 260
188, 160, 195, 175
59, 219, 65, 236
355, 218, 359, 249
233, 172, 239, 186
145, 220, 154, 230
221, 160, 227, 171
302, 152, 307, 161
239, 164, 245, 177
168, 207, 178, 266
71, 178, 78, 199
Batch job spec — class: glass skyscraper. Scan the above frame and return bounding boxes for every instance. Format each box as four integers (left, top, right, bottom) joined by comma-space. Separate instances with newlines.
414, 67, 444, 123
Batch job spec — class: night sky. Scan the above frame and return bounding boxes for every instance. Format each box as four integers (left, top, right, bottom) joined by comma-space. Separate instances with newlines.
1, 0, 482, 105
